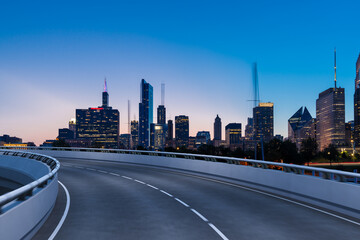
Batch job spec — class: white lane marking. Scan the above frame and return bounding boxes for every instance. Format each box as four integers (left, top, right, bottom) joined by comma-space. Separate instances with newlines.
208, 223, 229, 240
191, 208, 208, 222
160, 190, 173, 197
175, 198, 189, 207
134, 179, 146, 184
97, 170, 108, 174
86, 168, 96, 171
74, 166, 83, 169
109, 172, 120, 177
49, 181, 70, 240
122, 176, 133, 180
178, 173, 360, 227
146, 184, 159, 190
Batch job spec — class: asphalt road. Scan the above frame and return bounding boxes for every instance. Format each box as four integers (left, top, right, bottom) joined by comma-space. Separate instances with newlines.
34, 158, 360, 240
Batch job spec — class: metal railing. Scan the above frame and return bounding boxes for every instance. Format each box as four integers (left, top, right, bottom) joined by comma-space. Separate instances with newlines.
0, 150, 60, 213
1, 146, 360, 184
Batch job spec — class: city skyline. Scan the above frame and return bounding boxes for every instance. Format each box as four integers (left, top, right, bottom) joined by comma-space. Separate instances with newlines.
2, 1, 360, 145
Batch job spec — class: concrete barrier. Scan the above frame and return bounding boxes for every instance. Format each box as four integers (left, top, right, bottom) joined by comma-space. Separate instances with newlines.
0, 152, 59, 240
29, 149, 360, 219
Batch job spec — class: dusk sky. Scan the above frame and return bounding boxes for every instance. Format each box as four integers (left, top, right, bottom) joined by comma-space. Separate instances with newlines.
1, 1, 360, 145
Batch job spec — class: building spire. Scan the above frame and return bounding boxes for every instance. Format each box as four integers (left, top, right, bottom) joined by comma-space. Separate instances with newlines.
334, 48, 337, 89
104, 77, 107, 92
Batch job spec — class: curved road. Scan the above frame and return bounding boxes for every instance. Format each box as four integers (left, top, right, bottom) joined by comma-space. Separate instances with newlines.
34, 158, 360, 240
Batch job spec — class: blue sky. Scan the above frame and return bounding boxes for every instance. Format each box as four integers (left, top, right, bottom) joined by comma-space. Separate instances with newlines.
1, 1, 359, 145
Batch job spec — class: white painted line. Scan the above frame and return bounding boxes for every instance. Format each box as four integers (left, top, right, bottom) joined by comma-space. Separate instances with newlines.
146, 184, 159, 190
160, 190, 173, 197
191, 209, 208, 222
208, 223, 229, 240
49, 181, 70, 240
86, 168, 96, 171
97, 170, 108, 174
175, 198, 189, 207
179, 173, 360, 227
109, 172, 120, 177
134, 179, 146, 184
122, 176, 133, 180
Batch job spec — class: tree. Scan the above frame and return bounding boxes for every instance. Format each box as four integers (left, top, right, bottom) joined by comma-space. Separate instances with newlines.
280, 140, 299, 164
300, 138, 318, 165
322, 144, 339, 166
264, 138, 282, 161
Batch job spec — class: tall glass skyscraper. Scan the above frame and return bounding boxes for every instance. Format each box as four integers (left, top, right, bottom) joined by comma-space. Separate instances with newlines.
316, 87, 345, 151
139, 79, 153, 148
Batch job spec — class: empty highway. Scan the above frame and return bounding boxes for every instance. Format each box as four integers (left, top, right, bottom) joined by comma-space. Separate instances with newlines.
34, 158, 360, 240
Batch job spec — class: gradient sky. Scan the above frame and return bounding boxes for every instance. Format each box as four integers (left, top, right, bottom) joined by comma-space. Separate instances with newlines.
1, 1, 360, 145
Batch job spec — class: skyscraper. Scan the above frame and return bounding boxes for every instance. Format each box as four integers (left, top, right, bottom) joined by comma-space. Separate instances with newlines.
288, 107, 315, 150
316, 50, 345, 151
253, 102, 274, 143
138, 79, 153, 148
213, 115, 221, 141
196, 131, 211, 147
175, 115, 189, 148
354, 54, 360, 147
76, 80, 120, 149
166, 119, 174, 148
316, 87, 345, 150
245, 117, 254, 140
131, 120, 139, 148
150, 124, 168, 150
225, 123, 242, 146
157, 105, 166, 124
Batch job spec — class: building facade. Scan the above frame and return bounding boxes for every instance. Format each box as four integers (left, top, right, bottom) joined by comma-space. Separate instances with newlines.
76, 80, 120, 149
131, 120, 139, 148
157, 105, 166, 124
316, 87, 345, 151
253, 102, 274, 143
150, 123, 168, 150
213, 115, 221, 141
225, 123, 242, 146
139, 79, 153, 148
354, 54, 360, 147
175, 115, 189, 148
288, 106, 316, 150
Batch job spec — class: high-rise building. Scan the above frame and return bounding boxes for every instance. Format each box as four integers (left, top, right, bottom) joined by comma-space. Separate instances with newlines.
119, 134, 131, 149
213, 115, 221, 141
288, 106, 316, 150
345, 121, 354, 147
253, 102, 274, 143
245, 117, 254, 140
76, 80, 120, 149
175, 115, 189, 148
354, 54, 360, 147
166, 119, 174, 148
157, 105, 166, 124
139, 79, 153, 148
131, 120, 139, 148
150, 123, 168, 150
225, 123, 242, 146
196, 131, 211, 147
69, 118, 76, 139
316, 87, 345, 151
58, 128, 75, 140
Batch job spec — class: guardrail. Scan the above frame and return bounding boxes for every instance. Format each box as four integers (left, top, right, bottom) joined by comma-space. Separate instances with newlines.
1, 146, 359, 184
0, 149, 60, 213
